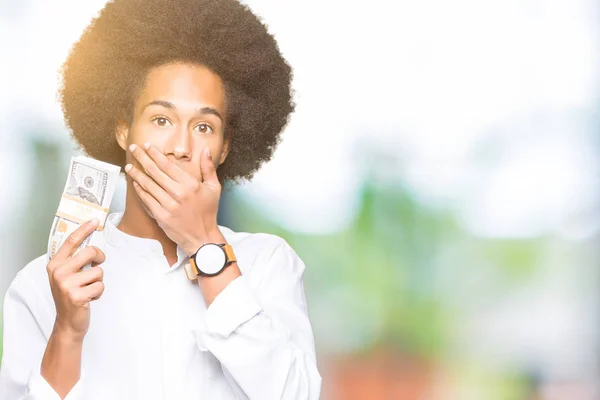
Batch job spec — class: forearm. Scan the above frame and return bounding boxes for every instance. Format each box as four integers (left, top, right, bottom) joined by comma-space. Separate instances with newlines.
197, 262, 241, 306
196, 274, 321, 399
40, 325, 83, 399
198, 308, 321, 399
192, 237, 321, 398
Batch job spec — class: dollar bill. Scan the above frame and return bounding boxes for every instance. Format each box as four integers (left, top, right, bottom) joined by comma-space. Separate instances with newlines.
48, 156, 121, 260
65, 159, 109, 205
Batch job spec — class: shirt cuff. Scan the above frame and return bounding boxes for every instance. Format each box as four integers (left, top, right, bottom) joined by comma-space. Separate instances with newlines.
27, 368, 83, 400
205, 275, 262, 338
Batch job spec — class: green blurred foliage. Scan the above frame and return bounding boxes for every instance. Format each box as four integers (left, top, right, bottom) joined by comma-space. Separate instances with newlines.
226, 179, 547, 362
25, 138, 68, 256
228, 182, 451, 357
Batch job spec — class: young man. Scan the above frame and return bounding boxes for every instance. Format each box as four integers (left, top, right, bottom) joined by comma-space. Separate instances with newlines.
0, 0, 321, 399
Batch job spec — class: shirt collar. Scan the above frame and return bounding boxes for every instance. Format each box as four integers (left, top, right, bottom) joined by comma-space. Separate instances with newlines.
104, 212, 165, 257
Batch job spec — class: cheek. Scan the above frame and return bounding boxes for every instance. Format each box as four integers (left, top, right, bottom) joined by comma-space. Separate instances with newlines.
212, 150, 224, 166
214, 140, 229, 165
193, 135, 224, 155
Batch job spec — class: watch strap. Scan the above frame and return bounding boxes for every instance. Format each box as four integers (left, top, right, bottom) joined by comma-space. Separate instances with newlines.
222, 244, 236, 264
185, 243, 236, 280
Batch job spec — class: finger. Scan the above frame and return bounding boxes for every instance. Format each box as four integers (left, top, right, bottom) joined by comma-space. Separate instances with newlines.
191, 144, 203, 178
67, 265, 104, 288
125, 164, 174, 206
144, 143, 191, 184
54, 218, 99, 261
200, 147, 220, 188
79, 281, 105, 304
60, 246, 106, 275
132, 180, 163, 219
129, 144, 181, 194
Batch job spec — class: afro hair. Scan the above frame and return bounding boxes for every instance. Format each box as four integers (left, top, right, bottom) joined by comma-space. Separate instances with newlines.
60, 0, 294, 182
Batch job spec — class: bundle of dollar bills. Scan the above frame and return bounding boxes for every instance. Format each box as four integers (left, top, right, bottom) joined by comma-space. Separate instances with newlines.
47, 156, 121, 260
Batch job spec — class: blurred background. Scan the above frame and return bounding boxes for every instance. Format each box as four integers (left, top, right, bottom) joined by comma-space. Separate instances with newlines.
1, 0, 600, 399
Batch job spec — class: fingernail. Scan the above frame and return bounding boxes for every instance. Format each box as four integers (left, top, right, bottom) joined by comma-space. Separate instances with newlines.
90, 218, 99, 226
125, 164, 132, 172
144, 142, 150, 150
129, 144, 137, 152
205, 147, 212, 158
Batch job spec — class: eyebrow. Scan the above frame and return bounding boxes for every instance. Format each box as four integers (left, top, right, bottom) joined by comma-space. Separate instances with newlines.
143, 100, 223, 121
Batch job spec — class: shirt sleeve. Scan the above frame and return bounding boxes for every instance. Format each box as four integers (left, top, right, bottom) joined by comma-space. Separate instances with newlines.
193, 242, 322, 400
0, 272, 83, 400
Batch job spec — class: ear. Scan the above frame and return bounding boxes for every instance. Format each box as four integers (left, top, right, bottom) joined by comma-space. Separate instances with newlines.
218, 138, 230, 166
115, 121, 130, 151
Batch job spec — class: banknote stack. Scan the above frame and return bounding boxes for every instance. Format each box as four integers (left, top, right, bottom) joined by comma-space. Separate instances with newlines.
47, 156, 121, 260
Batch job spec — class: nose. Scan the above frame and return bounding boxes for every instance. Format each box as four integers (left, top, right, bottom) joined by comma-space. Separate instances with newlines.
166, 126, 192, 161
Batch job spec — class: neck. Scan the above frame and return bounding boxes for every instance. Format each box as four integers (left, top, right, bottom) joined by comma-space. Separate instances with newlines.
117, 182, 178, 265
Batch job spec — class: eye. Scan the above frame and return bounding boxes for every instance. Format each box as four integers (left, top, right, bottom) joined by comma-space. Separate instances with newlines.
152, 116, 172, 127
195, 123, 214, 134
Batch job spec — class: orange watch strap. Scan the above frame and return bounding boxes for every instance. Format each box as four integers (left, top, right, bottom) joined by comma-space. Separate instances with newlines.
223, 244, 236, 263
184, 262, 198, 280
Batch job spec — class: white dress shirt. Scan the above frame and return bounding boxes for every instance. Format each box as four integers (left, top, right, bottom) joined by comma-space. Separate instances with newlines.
0, 213, 321, 399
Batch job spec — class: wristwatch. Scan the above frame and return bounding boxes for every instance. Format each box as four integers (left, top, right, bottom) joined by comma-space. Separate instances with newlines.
184, 243, 236, 280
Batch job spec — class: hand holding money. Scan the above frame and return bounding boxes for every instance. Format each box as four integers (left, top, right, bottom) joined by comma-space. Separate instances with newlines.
46, 219, 106, 341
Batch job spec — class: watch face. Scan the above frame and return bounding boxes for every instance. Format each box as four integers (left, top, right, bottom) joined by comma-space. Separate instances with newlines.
196, 244, 226, 275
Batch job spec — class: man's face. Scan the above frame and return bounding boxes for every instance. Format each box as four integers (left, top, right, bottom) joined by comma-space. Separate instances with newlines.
116, 62, 229, 181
